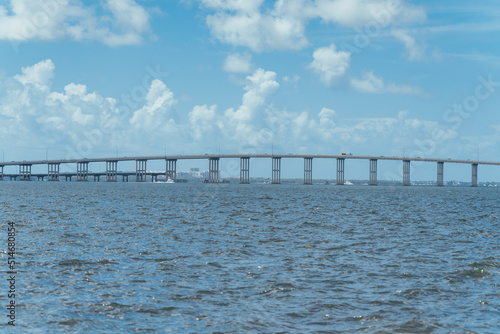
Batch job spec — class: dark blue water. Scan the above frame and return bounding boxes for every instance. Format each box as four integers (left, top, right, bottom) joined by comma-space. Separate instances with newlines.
1, 182, 499, 333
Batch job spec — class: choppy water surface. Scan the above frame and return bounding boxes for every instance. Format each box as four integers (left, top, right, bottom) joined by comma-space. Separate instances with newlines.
1, 182, 499, 333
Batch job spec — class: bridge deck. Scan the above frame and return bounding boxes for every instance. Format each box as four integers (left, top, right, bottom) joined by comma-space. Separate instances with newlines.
0, 154, 496, 166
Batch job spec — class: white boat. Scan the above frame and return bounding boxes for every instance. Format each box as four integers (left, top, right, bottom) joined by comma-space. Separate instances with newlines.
154, 178, 175, 183
344, 180, 354, 185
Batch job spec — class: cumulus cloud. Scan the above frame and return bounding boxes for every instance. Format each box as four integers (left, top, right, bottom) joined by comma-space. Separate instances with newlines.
223, 52, 253, 73
0, 0, 150, 46
350, 71, 423, 95
129, 80, 177, 130
14, 58, 55, 91
307, 107, 337, 139
206, 11, 308, 51
223, 68, 279, 144
200, 0, 311, 51
189, 104, 217, 140
309, 44, 351, 85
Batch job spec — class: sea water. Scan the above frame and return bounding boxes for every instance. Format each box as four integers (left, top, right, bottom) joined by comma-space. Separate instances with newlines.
1, 182, 499, 333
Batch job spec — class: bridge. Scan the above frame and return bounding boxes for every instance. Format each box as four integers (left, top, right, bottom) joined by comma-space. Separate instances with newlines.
0, 154, 493, 186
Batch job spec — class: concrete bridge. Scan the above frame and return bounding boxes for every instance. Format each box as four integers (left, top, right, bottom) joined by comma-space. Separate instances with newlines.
0, 154, 494, 186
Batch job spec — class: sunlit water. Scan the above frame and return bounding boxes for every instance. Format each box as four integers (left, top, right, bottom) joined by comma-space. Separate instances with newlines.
1, 182, 499, 333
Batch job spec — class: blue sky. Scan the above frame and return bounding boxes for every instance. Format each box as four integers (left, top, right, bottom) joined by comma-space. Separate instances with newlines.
0, 0, 499, 181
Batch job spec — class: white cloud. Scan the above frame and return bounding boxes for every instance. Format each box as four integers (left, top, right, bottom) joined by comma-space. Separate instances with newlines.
224, 68, 279, 144
314, 107, 337, 139
350, 71, 423, 95
0, 0, 150, 46
206, 10, 308, 52
189, 104, 217, 140
14, 59, 54, 90
130, 80, 177, 130
223, 53, 253, 73
391, 29, 426, 61
201, 0, 312, 51
309, 44, 351, 85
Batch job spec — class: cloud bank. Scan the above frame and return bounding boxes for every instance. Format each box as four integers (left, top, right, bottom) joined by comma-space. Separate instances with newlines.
197, 0, 426, 52
0, 60, 463, 162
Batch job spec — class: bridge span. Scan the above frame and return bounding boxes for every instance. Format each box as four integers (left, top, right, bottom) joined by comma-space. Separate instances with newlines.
0, 154, 495, 186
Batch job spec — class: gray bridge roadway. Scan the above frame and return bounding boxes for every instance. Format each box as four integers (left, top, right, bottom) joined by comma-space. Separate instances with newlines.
0, 154, 495, 186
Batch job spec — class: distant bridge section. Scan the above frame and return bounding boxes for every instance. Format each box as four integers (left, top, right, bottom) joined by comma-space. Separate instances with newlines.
0, 154, 496, 186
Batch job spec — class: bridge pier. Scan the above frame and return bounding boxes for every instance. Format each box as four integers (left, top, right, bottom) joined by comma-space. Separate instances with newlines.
437, 162, 444, 187
471, 163, 478, 187
369, 159, 377, 186
37, 175, 45, 181
106, 161, 118, 182
208, 157, 220, 183
65, 175, 72, 182
48, 163, 60, 181
123, 175, 129, 182
0, 165, 3, 181
336, 158, 345, 185
10, 175, 17, 181
136, 159, 147, 182
166, 159, 177, 182
403, 160, 410, 186
19, 164, 32, 181
77, 162, 89, 181
240, 157, 250, 184
272, 157, 281, 184
304, 157, 312, 185
94, 175, 100, 182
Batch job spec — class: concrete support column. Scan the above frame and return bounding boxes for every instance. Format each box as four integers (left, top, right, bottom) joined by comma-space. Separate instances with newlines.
152, 174, 158, 182
272, 157, 281, 184
240, 157, 250, 184
437, 162, 444, 187
77, 162, 89, 182
0, 165, 3, 181
403, 160, 410, 186
369, 159, 377, 186
19, 164, 32, 181
65, 175, 72, 182
48, 163, 60, 181
336, 158, 345, 185
208, 157, 220, 183
304, 157, 313, 185
166, 159, 177, 182
94, 175, 100, 182
123, 175, 129, 182
136, 159, 147, 182
471, 163, 478, 187
106, 161, 118, 182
